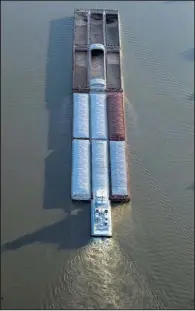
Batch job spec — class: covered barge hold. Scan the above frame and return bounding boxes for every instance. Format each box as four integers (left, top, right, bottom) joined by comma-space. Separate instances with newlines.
107, 92, 125, 141
90, 93, 107, 140
106, 51, 122, 90
91, 140, 109, 196
73, 93, 89, 139
71, 139, 91, 200
109, 141, 130, 202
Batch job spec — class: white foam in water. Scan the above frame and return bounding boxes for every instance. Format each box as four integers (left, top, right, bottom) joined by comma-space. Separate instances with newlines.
44, 239, 161, 310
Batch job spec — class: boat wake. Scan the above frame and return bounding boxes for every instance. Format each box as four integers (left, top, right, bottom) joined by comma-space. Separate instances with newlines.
43, 238, 161, 309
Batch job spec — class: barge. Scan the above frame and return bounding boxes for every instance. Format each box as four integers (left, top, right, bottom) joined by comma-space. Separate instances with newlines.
71, 9, 130, 237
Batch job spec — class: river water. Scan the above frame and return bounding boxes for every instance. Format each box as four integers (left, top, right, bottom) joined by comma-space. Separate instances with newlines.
1, 1, 194, 309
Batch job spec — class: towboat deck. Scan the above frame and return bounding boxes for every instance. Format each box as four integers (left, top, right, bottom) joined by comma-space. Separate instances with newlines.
91, 193, 112, 237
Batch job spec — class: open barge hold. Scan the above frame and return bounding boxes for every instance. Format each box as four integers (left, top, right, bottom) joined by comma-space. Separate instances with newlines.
71, 9, 130, 237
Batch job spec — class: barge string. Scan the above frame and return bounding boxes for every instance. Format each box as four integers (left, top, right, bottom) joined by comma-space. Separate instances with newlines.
71, 9, 130, 237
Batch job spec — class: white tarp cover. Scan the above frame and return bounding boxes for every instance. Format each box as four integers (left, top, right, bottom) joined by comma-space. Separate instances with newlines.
92, 140, 109, 195
110, 141, 128, 196
73, 93, 89, 138
90, 93, 108, 139
71, 139, 91, 200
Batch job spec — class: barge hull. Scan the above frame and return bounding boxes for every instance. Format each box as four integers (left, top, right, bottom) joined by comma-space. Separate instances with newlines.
107, 92, 126, 141
91, 140, 109, 197
72, 9, 122, 93
73, 93, 89, 139
72, 9, 130, 237
90, 93, 108, 140
109, 141, 130, 201
90, 12, 104, 45
74, 10, 88, 46
73, 49, 88, 90
71, 139, 91, 201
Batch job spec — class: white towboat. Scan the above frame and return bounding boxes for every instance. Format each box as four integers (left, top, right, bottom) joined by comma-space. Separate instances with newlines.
91, 190, 112, 237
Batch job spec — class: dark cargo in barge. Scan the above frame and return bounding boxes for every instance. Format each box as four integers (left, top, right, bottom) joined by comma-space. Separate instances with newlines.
107, 92, 126, 141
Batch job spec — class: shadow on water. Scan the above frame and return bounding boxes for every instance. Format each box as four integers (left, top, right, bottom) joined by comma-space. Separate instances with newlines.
2, 17, 91, 252
186, 182, 194, 191
181, 48, 194, 62
2, 209, 91, 251
44, 16, 74, 211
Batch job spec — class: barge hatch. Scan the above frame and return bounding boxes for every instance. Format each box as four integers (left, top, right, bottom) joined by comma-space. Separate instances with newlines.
73, 93, 89, 139
72, 9, 130, 237
71, 139, 91, 201
90, 93, 108, 140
